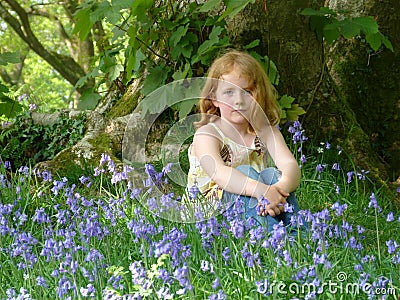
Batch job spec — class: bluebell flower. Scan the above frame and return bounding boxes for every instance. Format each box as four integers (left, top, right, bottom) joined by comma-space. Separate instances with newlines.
347, 171, 354, 183
386, 240, 399, 254
173, 262, 193, 292
212, 277, 220, 290
368, 193, 382, 212
229, 218, 245, 239
36, 275, 48, 288
201, 260, 214, 273
208, 289, 227, 300
156, 286, 173, 299
386, 212, 394, 222
80, 283, 95, 297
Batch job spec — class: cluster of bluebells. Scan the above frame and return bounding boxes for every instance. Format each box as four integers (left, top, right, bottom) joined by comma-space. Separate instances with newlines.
0, 153, 399, 299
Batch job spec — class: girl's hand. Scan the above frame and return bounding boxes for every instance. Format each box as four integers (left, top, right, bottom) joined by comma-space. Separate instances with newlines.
257, 185, 289, 217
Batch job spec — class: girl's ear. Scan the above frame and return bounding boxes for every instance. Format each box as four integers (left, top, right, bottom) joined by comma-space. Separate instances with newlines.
212, 99, 220, 107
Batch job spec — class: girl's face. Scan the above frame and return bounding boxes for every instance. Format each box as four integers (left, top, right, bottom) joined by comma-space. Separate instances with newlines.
213, 69, 254, 127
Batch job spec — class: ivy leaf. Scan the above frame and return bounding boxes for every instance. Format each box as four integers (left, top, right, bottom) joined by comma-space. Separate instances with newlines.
199, 0, 222, 12
195, 26, 223, 59
219, 0, 255, 21
323, 22, 340, 44
353, 16, 379, 35
111, 0, 134, 10
142, 65, 169, 96
108, 64, 124, 81
176, 99, 198, 119
366, 32, 385, 52
279, 95, 295, 109
77, 89, 101, 110
243, 39, 260, 50
379, 33, 394, 52
169, 25, 189, 48
132, 0, 154, 21
310, 16, 330, 42
0, 96, 23, 118
286, 104, 306, 121
338, 19, 361, 39
0, 94, 22, 118
0, 52, 20, 66
73, 7, 93, 40
90, 1, 111, 23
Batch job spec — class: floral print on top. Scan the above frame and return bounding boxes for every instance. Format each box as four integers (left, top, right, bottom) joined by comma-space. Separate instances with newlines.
187, 123, 268, 201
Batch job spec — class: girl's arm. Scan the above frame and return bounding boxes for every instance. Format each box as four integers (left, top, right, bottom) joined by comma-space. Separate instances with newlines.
264, 125, 301, 194
192, 124, 286, 216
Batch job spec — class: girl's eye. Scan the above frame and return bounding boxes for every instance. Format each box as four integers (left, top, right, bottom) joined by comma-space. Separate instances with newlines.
243, 90, 252, 95
224, 90, 234, 95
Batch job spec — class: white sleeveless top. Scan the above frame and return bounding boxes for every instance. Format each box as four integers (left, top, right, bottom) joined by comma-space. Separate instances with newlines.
187, 123, 268, 201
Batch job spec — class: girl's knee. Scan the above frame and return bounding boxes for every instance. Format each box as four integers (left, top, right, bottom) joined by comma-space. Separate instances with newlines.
236, 165, 259, 179
260, 167, 281, 185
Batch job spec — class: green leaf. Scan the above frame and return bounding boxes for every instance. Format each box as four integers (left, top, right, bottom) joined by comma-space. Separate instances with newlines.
169, 25, 189, 48
90, 1, 111, 23
380, 33, 394, 52
279, 95, 295, 109
286, 104, 306, 121
338, 19, 361, 39
263, 56, 279, 85
0, 52, 21, 66
142, 65, 169, 96
310, 15, 331, 42
323, 23, 340, 44
133, 49, 146, 72
219, 0, 255, 21
108, 64, 124, 81
243, 39, 260, 50
77, 89, 101, 110
199, 0, 222, 12
176, 99, 198, 119
196, 26, 223, 58
366, 32, 382, 51
111, 0, 134, 10
132, 0, 154, 20
353, 16, 379, 35
172, 63, 191, 81
73, 7, 93, 40
0, 97, 23, 118
0, 83, 9, 93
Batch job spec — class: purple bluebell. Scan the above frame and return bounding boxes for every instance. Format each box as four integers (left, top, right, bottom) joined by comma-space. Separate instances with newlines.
80, 284, 95, 297
386, 212, 394, 222
212, 277, 220, 290
386, 240, 399, 254
208, 290, 227, 300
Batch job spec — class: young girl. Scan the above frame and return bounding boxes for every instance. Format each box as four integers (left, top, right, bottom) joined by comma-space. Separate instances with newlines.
187, 50, 303, 232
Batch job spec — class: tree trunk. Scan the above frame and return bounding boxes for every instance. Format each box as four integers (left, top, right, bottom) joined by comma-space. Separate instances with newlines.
229, 0, 398, 186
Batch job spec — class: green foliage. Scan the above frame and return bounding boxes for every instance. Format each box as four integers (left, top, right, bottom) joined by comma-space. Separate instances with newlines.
0, 52, 23, 119
72, 0, 305, 122
301, 7, 393, 52
0, 83, 23, 120
0, 112, 86, 169
73, 0, 256, 114
279, 95, 306, 123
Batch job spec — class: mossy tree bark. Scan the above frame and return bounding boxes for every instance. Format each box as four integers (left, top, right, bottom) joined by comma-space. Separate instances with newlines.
229, 0, 399, 187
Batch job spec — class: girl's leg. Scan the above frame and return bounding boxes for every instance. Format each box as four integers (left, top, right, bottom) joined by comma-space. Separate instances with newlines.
223, 165, 306, 233
223, 165, 280, 232
259, 167, 307, 234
